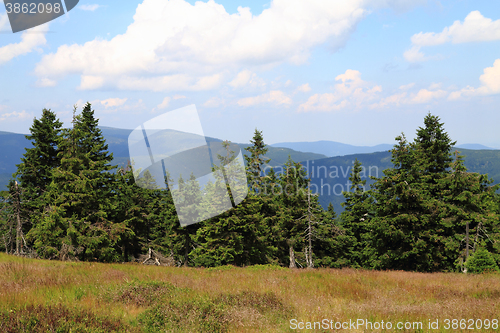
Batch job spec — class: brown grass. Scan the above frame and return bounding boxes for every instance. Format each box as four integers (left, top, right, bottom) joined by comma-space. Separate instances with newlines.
0, 254, 499, 332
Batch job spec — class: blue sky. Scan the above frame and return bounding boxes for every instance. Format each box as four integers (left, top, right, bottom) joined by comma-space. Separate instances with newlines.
1, 0, 499, 148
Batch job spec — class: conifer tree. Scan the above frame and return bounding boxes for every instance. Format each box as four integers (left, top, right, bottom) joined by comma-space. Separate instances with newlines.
15, 108, 62, 226
371, 113, 472, 271
272, 156, 309, 267
192, 141, 270, 266
440, 151, 500, 271
341, 158, 375, 268
29, 104, 121, 261
244, 129, 269, 194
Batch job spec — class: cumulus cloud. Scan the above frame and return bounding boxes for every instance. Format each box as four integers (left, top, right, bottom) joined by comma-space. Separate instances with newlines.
295, 83, 312, 93
34, 0, 369, 91
101, 98, 128, 108
154, 97, 171, 111
173, 94, 186, 100
0, 110, 32, 122
0, 13, 9, 32
399, 82, 415, 90
409, 88, 447, 104
36, 78, 57, 87
449, 59, 500, 100
412, 11, 500, 46
370, 82, 448, 108
0, 25, 47, 65
237, 90, 292, 107
405, 11, 500, 62
229, 69, 266, 89
203, 96, 225, 108
299, 69, 382, 112
79, 4, 101, 11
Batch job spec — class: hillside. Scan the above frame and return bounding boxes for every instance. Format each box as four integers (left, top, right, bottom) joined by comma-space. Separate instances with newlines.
0, 127, 326, 190
1, 253, 499, 332
302, 148, 500, 214
271, 140, 498, 158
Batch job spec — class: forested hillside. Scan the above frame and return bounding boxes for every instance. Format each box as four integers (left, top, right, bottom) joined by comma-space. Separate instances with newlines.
0, 104, 499, 273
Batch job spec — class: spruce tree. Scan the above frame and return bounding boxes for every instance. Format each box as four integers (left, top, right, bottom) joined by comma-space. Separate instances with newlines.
341, 158, 375, 268
244, 129, 269, 194
15, 108, 62, 228
371, 113, 473, 272
191, 141, 270, 267
29, 104, 120, 261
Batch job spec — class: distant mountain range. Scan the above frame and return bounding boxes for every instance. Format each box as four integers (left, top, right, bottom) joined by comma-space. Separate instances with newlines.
271, 140, 498, 158
0, 127, 327, 190
1, 127, 499, 216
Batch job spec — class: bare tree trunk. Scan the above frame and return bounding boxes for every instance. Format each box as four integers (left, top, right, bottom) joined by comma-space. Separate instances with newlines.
289, 243, 296, 268
465, 220, 469, 259
306, 181, 314, 268
15, 181, 22, 255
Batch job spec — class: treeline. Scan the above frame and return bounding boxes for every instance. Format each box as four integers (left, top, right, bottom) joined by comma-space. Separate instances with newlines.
0, 104, 499, 272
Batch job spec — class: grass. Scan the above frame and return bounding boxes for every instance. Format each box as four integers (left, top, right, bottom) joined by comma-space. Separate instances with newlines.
0, 253, 499, 332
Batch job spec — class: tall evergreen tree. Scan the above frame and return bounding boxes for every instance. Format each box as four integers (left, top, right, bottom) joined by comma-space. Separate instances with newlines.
440, 151, 500, 271
371, 113, 471, 272
191, 141, 270, 267
341, 158, 375, 268
15, 108, 62, 226
244, 129, 269, 194
28, 104, 121, 261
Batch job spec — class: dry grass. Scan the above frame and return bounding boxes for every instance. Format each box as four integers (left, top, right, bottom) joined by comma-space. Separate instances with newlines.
0, 254, 499, 332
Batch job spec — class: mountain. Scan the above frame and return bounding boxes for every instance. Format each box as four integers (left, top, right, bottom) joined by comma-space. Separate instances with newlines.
455, 144, 497, 150
271, 141, 394, 157
299, 148, 500, 214
0, 127, 327, 190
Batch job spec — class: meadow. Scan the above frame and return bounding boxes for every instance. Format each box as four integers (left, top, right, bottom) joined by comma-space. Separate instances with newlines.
0, 253, 499, 332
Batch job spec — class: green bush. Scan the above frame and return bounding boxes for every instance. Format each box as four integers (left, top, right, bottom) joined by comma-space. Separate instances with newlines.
465, 248, 500, 274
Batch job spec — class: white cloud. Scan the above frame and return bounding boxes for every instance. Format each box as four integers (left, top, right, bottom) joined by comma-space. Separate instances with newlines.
371, 82, 449, 108
295, 83, 311, 93
79, 4, 101, 11
237, 90, 292, 107
412, 11, 500, 46
228, 69, 265, 89
0, 110, 32, 122
405, 11, 500, 62
34, 0, 369, 91
203, 96, 225, 108
173, 94, 186, 100
101, 98, 128, 108
155, 97, 171, 110
0, 13, 9, 32
78, 75, 105, 90
299, 69, 382, 112
409, 88, 447, 104
399, 82, 415, 90
449, 59, 500, 100
370, 92, 407, 109
36, 78, 57, 87
0, 25, 47, 65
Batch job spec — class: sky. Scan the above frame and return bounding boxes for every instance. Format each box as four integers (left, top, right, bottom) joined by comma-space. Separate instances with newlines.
0, 0, 499, 148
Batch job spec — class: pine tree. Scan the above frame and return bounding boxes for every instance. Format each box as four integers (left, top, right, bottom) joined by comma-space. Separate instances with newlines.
370, 113, 470, 272
341, 158, 375, 268
244, 129, 269, 194
271, 156, 310, 268
440, 151, 500, 271
191, 141, 270, 267
29, 104, 121, 261
15, 108, 62, 229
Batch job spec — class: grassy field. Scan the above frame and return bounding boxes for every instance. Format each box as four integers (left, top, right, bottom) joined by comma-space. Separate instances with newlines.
1, 253, 499, 332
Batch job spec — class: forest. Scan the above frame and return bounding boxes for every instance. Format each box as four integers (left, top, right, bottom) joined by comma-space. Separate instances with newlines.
1, 102, 499, 273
